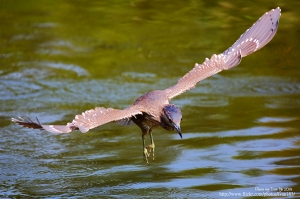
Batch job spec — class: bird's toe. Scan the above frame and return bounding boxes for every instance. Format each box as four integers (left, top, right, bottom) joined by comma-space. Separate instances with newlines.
143, 148, 149, 165
146, 143, 155, 162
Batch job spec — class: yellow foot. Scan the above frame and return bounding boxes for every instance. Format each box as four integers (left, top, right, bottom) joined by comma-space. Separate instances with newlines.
143, 147, 149, 165
146, 143, 155, 162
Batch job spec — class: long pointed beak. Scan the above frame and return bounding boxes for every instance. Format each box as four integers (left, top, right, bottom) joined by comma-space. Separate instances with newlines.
174, 124, 182, 138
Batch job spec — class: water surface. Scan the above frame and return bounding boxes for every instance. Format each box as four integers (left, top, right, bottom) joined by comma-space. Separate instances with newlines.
1, 1, 300, 198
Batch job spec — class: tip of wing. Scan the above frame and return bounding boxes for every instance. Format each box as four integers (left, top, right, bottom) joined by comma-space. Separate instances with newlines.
223, 7, 281, 57
12, 116, 43, 129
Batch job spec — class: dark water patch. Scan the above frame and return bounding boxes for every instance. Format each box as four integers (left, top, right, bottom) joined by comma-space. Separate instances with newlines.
190, 76, 300, 96
190, 183, 244, 191
181, 126, 286, 139
265, 97, 300, 109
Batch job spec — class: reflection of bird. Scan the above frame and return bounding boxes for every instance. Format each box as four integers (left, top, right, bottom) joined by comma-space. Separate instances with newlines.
12, 8, 281, 164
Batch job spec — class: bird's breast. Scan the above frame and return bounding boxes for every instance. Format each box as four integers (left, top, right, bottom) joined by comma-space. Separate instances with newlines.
131, 112, 160, 130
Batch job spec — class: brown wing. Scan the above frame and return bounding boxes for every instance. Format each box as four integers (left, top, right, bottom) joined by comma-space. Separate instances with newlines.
12, 106, 142, 133
165, 7, 281, 99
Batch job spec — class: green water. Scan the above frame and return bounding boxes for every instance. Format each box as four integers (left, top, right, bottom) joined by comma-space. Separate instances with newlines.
1, 1, 300, 198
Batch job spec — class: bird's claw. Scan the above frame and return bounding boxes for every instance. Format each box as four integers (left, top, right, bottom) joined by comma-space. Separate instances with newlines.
143, 143, 155, 164
143, 148, 149, 165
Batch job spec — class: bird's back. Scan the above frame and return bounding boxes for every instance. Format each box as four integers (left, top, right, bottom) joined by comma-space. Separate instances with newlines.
129, 90, 169, 125
133, 90, 169, 110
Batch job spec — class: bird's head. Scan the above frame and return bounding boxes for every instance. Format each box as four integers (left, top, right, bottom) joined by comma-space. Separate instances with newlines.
161, 104, 182, 138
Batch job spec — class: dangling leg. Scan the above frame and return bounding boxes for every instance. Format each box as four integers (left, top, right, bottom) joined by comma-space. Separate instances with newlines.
146, 130, 155, 162
142, 130, 150, 165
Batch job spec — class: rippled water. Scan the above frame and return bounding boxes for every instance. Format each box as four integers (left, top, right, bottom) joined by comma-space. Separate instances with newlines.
1, 1, 300, 198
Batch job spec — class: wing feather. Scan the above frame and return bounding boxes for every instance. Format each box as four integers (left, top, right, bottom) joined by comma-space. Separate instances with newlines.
72, 106, 142, 133
166, 7, 281, 99
12, 106, 142, 134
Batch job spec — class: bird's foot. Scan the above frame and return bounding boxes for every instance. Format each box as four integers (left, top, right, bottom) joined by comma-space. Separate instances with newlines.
143, 147, 150, 165
146, 143, 155, 162
143, 143, 155, 165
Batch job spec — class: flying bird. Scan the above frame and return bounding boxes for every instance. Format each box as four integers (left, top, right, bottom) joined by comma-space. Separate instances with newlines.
12, 8, 281, 164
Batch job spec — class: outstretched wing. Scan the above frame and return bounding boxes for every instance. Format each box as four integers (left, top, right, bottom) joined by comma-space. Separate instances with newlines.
12, 106, 142, 133
165, 7, 281, 99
